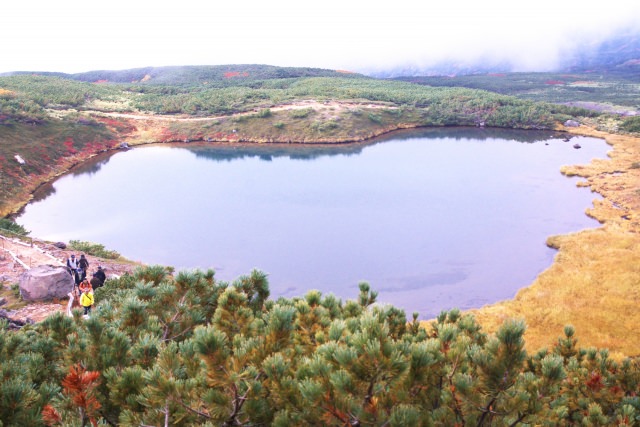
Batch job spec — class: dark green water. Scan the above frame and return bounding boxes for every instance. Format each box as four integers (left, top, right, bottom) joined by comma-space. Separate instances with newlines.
18, 128, 610, 317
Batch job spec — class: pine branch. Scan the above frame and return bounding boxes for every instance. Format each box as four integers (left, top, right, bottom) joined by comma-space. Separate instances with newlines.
165, 325, 195, 342
222, 372, 264, 427
161, 295, 188, 341
476, 396, 497, 427
447, 353, 465, 422
508, 412, 527, 427
321, 403, 350, 426
175, 399, 212, 420
164, 402, 169, 427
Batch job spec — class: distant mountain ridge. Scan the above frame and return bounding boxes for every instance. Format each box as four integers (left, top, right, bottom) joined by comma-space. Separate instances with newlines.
2, 30, 638, 83
0, 65, 365, 85
366, 30, 640, 78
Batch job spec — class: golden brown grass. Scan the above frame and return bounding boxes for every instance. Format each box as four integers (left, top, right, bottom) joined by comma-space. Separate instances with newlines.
464, 127, 640, 358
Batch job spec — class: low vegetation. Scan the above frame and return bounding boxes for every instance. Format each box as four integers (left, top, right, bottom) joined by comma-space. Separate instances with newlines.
1, 64, 639, 424
0, 217, 29, 236
0, 66, 614, 216
68, 240, 120, 260
2, 266, 639, 426
394, 68, 640, 108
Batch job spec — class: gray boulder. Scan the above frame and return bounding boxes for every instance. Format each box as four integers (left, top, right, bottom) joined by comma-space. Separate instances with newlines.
19, 265, 74, 301
564, 119, 580, 127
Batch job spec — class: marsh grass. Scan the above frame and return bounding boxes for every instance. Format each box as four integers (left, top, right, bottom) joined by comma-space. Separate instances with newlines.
471, 229, 640, 358
468, 131, 640, 358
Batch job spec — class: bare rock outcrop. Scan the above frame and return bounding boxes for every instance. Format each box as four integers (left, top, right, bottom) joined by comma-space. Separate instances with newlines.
19, 265, 74, 301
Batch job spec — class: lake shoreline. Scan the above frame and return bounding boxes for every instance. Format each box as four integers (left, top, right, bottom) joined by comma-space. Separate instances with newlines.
4, 122, 640, 356
470, 127, 640, 357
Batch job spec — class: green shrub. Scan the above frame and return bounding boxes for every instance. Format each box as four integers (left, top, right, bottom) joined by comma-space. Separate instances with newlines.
10, 283, 20, 299
311, 120, 339, 132
255, 108, 272, 118
68, 240, 120, 259
290, 108, 313, 118
0, 218, 29, 236
368, 112, 382, 123
620, 116, 640, 133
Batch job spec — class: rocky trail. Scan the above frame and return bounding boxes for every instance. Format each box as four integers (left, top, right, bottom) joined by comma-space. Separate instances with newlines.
0, 235, 137, 324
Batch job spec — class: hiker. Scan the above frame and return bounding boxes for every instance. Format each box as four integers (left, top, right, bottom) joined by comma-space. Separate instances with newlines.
91, 266, 106, 288
79, 278, 92, 293
78, 254, 89, 275
66, 254, 78, 275
72, 268, 82, 286
80, 286, 94, 316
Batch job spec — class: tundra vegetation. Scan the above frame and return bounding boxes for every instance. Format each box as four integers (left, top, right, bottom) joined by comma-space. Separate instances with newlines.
1, 65, 639, 425
0, 65, 617, 215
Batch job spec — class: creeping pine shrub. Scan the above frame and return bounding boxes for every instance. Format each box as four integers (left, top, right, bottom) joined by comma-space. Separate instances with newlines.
368, 112, 382, 123
290, 108, 313, 118
10, 283, 21, 299
255, 108, 272, 118
68, 240, 120, 259
311, 120, 339, 132
0, 218, 29, 236
621, 116, 640, 133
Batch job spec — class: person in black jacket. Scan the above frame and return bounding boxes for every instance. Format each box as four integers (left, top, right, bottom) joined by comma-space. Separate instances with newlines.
78, 254, 89, 274
91, 266, 107, 288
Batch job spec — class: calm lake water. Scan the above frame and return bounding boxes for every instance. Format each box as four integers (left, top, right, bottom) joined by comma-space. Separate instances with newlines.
18, 128, 610, 318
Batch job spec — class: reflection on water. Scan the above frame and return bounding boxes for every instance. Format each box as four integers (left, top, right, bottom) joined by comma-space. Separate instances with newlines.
186, 128, 567, 163
17, 128, 610, 318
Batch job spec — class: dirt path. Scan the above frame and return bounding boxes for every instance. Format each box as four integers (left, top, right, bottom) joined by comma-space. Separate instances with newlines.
0, 235, 138, 323
88, 100, 394, 122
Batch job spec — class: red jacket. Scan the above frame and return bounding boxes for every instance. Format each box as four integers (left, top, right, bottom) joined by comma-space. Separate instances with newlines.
78, 280, 92, 293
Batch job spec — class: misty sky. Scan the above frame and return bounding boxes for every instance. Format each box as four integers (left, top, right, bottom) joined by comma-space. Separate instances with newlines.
3, 0, 639, 75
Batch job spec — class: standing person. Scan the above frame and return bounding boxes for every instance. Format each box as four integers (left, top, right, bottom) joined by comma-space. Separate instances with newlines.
79, 278, 92, 293
66, 254, 82, 286
66, 254, 78, 275
80, 287, 94, 317
78, 254, 89, 277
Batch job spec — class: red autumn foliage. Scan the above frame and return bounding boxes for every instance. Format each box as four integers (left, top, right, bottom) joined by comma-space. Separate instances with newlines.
63, 137, 77, 154
42, 404, 63, 425
93, 117, 136, 133
224, 71, 250, 78
93, 80, 109, 84
545, 80, 564, 85
586, 371, 604, 392
60, 364, 102, 424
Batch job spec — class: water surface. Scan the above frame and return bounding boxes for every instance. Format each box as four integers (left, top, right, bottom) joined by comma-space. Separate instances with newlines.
18, 128, 610, 317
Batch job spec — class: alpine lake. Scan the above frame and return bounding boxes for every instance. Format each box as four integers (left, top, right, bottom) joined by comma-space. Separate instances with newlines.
17, 127, 611, 318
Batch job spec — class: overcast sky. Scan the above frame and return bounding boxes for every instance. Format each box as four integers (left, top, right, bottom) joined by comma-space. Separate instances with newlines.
2, 0, 639, 75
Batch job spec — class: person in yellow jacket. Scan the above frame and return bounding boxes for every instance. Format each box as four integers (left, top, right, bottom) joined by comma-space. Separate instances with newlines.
80, 288, 94, 316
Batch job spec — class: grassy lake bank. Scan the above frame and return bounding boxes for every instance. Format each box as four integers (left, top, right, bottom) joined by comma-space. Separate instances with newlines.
469, 127, 640, 358
3, 114, 639, 356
